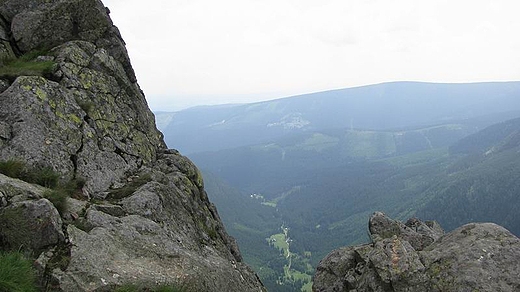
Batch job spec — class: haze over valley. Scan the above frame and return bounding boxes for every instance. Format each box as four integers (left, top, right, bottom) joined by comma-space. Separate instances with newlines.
156, 81, 520, 291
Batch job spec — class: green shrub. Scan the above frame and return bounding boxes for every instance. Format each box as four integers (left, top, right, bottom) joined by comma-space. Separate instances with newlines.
0, 251, 37, 292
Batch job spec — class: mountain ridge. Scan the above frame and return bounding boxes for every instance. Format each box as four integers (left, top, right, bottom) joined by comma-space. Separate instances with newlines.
160, 81, 520, 154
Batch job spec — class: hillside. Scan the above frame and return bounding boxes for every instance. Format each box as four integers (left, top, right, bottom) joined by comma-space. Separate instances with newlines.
416, 117, 520, 234
160, 81, 520, 154
191, 115, 520, 291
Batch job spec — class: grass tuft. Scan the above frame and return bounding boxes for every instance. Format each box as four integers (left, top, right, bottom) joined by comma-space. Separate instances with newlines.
0, 160, 25, 178
115, 283, 185, 292
0, 251, 37, 292
0, 159, 59, 188
77, 100, 95, 115
0, 159, 86, 214
43, 189, 68, 215
24, 166, 60, 189
108, 174, 152, 199
0, 50, 54, 81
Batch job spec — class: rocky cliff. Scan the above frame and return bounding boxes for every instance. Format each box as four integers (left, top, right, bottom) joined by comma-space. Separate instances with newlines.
0, 0, 265, 291
313, 212, 520, 292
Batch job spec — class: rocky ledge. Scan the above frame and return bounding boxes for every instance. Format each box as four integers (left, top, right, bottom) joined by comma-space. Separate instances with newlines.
313, 212, 520, 292
0, 0, 264, 291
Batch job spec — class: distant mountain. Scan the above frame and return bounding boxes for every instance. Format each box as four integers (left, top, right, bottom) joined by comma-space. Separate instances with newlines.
159, 81, 520, 154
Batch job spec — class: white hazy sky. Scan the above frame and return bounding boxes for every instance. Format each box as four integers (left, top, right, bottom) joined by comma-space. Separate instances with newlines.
103, 0, 520, 111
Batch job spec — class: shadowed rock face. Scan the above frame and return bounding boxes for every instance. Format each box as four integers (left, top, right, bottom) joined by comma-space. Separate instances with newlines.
0, 1, 265, 291
313, 212, 520, 292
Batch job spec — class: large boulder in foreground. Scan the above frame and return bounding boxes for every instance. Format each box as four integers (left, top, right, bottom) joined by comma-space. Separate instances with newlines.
313, 212, 520, 292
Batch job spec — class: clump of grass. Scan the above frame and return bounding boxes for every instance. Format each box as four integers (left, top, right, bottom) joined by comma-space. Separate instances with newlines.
0, 50, 54, 81
43, 189, 68, 215
115, 283, 184, 292
24, 166, 60, 188
108, 173, 152, 199
0, 251, 37, 292
205, 226, 218, 240
0, 159, 86, 214
77, 100, 95, 115
0, 160, 25, 178
0, 208, 31, 251
43, 177, 86, 215
0, 159, 59, 188
59, 177, 86, 198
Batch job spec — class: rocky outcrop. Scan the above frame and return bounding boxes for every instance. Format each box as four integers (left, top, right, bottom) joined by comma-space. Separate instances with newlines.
0, 1, 264, 291
313, 212, 520, 292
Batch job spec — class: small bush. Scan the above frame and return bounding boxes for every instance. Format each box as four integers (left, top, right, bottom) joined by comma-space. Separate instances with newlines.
0, 251, 37, 292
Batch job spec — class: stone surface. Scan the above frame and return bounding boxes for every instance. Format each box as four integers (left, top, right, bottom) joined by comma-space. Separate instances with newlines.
0, 1, 265, 291
0, 40, 164, 193
369, 211, 444, 251
313, 212, 520, 292
0, 197, 64, 253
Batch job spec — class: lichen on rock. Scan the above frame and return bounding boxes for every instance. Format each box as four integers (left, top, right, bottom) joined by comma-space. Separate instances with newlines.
0, 1, 265, 291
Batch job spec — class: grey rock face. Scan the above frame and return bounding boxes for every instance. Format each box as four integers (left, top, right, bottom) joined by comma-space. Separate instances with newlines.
0, 40, 164, 193
0, 174, 64, 253
1, 0, 137, 82
0, 1, 265, 291
313, 212, 520, 292
369, 211, 444, 251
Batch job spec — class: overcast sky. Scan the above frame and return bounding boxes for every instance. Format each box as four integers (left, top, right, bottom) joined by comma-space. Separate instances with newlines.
103, 0, 520, 111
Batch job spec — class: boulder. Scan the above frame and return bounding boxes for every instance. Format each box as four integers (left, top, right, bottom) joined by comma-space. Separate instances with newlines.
314, 212, 520, 292
0, 198, 65, 251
